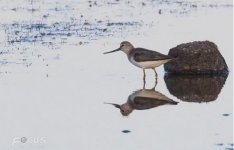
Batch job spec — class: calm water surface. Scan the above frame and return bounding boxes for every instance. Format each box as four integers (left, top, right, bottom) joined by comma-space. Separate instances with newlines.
0, 0, 233, 150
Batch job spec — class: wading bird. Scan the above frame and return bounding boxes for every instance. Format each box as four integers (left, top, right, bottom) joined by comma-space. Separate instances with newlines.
103, 41, 172, 83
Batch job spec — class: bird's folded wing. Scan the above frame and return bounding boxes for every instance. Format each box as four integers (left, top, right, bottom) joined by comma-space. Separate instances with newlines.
133, 48, 172, 62
131, 97, 177, 110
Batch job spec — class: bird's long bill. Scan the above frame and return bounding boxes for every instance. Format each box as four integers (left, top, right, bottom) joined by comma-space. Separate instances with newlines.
104, 102, 121, 109
103, 48, 120, 54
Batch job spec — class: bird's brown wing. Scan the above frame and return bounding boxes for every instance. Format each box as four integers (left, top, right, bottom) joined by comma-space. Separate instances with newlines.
130, 97, 178, 110
132, 48, 172, 62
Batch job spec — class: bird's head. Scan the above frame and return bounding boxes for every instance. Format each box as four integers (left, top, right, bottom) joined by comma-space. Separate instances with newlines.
104, 102, 133, 116
103, 41, 134, 55
119, 103, 133, 116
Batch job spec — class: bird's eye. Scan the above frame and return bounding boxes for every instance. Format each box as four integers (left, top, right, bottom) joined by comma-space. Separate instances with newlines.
120, 44, 124, 47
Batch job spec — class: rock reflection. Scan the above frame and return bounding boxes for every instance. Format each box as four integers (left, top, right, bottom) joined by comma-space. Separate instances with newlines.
105, 87, 178, 116
164, 74, 228, 103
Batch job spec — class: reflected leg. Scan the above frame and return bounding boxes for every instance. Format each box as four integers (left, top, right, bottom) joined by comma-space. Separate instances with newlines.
152, 78, 157, 90
143, 69, 146, 89
152, 68, 158, 85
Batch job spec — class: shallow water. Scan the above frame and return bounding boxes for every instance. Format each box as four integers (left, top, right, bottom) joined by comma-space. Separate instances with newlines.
0, 0, 233, 150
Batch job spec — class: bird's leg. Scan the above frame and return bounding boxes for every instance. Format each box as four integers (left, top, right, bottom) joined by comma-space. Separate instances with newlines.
143, 69, 146, 89
143, 78, 146, 89
152, 78, 157, 90
152, 68, 158, 86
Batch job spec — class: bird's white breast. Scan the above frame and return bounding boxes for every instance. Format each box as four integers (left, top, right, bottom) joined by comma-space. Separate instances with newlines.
129, 57, 171, 69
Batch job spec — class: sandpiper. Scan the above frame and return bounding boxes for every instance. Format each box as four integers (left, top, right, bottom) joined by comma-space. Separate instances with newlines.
103, 41, 172, 82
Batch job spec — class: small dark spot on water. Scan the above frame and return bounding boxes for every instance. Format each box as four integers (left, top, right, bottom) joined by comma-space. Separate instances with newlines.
11, 8, 17, 11
43, 14, 49, 18
191, 4, 197, 8
83, 21, 91, 25
222, 114, 230, 116
229, 143, 234, 146
67, 33, 72, 36
15, 31, 20, 35
216, 143, 224, 146
159, 9, 162, 14
122, 130, 131, 133
28, 8, 38, 12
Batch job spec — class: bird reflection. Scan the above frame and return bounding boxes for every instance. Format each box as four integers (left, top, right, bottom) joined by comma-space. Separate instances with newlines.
105, 84, 178, 116
164, 74, 228, 103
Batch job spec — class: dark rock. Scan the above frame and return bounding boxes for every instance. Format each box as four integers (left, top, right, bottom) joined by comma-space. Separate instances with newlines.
164, 74, 228, 103
164, 41, 229, 74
